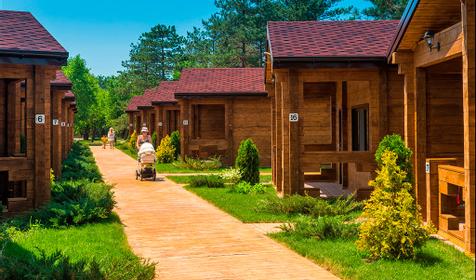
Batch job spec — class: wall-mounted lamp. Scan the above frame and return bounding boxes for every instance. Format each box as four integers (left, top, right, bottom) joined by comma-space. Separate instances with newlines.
423, 31, 440, 51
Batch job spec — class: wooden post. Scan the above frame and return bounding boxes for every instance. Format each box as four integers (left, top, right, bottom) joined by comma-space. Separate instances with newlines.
414, 67, 427, 219
179, 99, 189, 159
275, 76, 283, 193
267, 82, 276, 185
225, 99, 234, 165
462, 0, 475, 255
33, 66, 52, 207
287, 69, 303, 194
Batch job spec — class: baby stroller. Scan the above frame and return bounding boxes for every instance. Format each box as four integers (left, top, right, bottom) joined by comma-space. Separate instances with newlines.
136, 142, 157, 181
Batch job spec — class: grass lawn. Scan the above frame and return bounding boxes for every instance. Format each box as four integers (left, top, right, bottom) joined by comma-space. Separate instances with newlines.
167, 174, 272, 184
3, 214, 152, 278
185, 185, 297, 223
271, 233, 475, 280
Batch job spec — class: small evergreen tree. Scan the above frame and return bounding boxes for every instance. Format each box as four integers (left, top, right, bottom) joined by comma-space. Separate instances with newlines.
151, 131, 158, 147
357, 151, 434, 260
235, 138, 260, 185
375, 134, 412, 182
170, 130, 181, 159
156, 135, 175, 163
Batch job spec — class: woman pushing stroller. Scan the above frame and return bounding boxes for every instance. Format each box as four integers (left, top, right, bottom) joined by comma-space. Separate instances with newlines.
135, 127, 157, 181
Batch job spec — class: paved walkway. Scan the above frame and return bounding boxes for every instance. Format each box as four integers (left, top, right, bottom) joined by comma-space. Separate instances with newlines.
91, 146, 339, 280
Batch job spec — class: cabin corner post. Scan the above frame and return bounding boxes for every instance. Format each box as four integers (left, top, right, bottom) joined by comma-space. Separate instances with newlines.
179, 99, 189, 160
266, 82, 277, 188
288, 69, 304, 194
414, 67, 428, 219
225, 99, 234, 164
33, 66, 53, 207
274, 76, 283, 193
462, 0, 475, 254
155, 106, 161, 141
127, 112, 134, 135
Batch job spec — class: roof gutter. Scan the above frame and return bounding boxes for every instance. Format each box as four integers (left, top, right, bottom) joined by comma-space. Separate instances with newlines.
273, 56, 387, 63
0, 49, 69, 66
386, 0, 420, 62
151, 101, 178, 106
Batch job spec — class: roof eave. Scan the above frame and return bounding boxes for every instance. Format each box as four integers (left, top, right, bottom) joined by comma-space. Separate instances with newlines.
151, 101, 178, 106
273, 56, 387, 63
175, 92, 268, 99
386, 0, 420, 62
0, 49, 69, 66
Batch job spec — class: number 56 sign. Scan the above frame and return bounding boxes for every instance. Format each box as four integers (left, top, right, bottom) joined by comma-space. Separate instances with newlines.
289, 113, 299, 122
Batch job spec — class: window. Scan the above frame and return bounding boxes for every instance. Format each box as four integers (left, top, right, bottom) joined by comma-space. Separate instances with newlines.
8, 181, 27, 198
352, 105, 368, 151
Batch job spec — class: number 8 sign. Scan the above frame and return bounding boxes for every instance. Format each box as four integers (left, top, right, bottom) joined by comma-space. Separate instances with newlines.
35, 114, 45, 124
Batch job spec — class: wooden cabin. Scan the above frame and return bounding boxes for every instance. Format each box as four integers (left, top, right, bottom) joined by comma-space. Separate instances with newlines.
175, 68, 271, 166
0, 10, 69, 212
135, 88, 157, 138
62, 91, 76, 161
389, 0, 474, 255
150, 81, 180, 142
50, 71, 74, 178
265, 21, 405, 197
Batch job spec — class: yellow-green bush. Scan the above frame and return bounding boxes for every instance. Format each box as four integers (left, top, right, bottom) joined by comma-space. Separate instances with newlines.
356, 151, 435, 260
156, 135, 175, 163
128, 130, 137, 150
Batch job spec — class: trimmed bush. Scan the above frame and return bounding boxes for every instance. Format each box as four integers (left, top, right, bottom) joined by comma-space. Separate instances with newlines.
229, 182, 266, 194
170, 130, 180, 159
128, 130, 137, 150
375, 134, 412, 182
259, 195, 362, 217
151, 131, 158, 147
189, 175, 224, 188
282, 215, 358, 240
220, 168, 242, 184
156, 135, 175, 163
61, 142, 102, 182
235, 138, 260, 185
173, 156, 222, 170
357, 151, 434, 260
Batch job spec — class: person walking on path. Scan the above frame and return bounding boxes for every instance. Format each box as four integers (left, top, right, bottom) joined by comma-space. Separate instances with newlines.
107, 127, 116, 149
136, 127, 152, 149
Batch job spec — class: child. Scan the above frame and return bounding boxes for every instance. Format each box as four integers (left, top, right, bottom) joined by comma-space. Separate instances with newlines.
101, 135, 108, 149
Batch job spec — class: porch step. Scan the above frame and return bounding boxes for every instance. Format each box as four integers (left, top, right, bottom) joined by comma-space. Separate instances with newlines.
439, 214, 464, 231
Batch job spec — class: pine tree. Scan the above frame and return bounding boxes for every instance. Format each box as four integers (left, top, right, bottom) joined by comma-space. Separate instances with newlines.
363, 0, 409, 19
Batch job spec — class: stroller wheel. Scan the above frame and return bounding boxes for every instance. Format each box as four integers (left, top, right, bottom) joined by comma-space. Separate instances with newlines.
135, 171, 138, 180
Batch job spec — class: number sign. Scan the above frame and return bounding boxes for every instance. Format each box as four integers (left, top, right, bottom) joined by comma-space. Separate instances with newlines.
35, 114, 45, 124
183, 120, 189, 126
289, 113, 299, 122
52, 119, 59, 126
158, 122, 163, 127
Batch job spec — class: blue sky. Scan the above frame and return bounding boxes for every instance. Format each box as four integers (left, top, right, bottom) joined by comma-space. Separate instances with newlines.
1, 0, 371, 76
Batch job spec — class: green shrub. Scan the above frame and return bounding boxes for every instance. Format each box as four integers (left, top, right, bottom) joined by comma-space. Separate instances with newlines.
357, 151, 435, 260
189, 175, 224, 188
170, 130, 180, 159
174, 156, 222, 170
235, 138, 260, 184
259, 195, 362, 218
220, 168, 242, 184
282, 215, 358, 240
156, 135, 175, 163
61, 142, 102, 182
229, 182, 266, 194
375, 134, 413, 182
151, 131, 158, 147
128, 130, 137, 150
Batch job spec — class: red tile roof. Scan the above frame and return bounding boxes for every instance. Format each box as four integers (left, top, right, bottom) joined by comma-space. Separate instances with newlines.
125, 95, 142, 112
150, 81, 178, 104
0, 10, 67, 55
63, 90, 75, 100
51, 70, 72, 86
175, 68, 266, 97
267, 20, 399, 59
